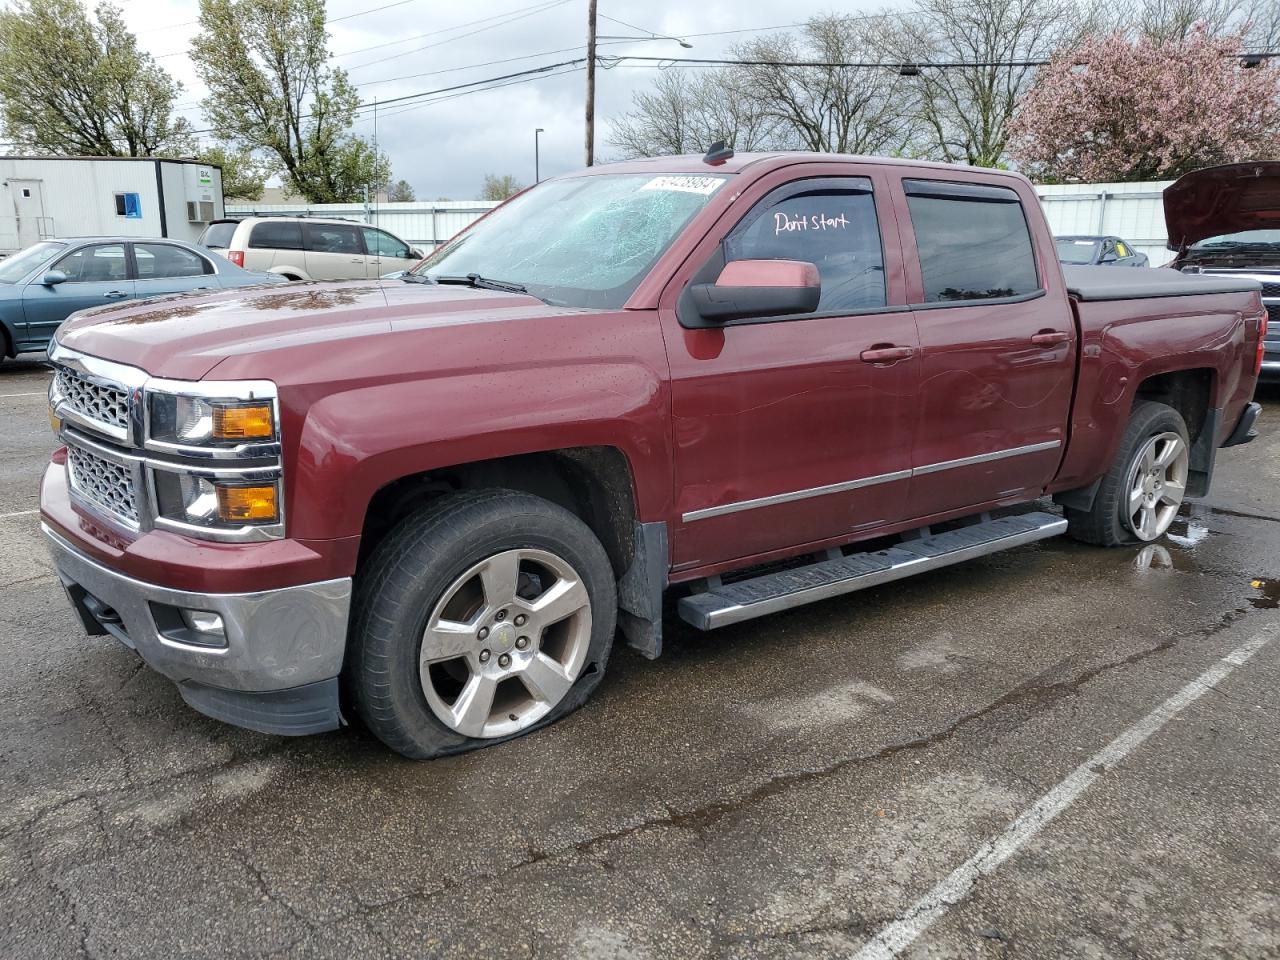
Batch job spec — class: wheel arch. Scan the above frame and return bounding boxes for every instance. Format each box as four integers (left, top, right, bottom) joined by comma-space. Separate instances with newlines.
358, 446, 641, 580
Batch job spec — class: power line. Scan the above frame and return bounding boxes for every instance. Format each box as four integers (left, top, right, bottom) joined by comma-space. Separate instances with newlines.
346, 0, 572, 71
328, 0, 417, 23
333, 0, 568, 59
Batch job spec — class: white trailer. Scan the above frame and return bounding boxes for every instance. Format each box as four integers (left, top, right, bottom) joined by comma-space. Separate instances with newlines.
0, 156, 224, 254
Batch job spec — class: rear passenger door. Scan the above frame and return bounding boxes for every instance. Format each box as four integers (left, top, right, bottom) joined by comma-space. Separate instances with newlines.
303, 222, 368, 280
895, 177, 1075, 519
361, 226, 415, 277
131, 242, 216, 299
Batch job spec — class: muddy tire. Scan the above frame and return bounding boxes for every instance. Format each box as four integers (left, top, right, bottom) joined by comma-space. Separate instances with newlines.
345, 489, 616, 760
1065, 400, 1191, 547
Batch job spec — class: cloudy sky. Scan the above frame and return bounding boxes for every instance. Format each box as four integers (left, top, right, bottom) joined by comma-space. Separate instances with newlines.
118, 0, 876, 199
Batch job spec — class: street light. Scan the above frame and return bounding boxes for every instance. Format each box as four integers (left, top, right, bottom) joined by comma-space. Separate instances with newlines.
535, 127, 545, 184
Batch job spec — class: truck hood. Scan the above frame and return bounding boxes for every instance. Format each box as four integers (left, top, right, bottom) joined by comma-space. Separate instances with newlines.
54, 280, 581, 380
1164, 161, 1280, 249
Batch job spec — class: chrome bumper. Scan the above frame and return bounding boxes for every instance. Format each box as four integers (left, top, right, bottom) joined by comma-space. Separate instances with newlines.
44, 522, 351, 710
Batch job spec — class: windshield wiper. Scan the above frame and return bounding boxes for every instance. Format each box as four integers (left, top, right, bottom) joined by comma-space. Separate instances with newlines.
398, 272, 436, 284
434, 273, 528, 294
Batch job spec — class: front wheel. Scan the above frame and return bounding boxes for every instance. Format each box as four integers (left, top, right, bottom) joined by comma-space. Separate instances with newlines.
1066, 400, 1190, 546
346, 489, 617, 759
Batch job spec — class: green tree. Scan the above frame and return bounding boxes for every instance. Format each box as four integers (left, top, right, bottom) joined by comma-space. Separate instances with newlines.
387, 178, 416, 202
198, 145, 276, 201
191, 0, 388, 203
481, 174, 525, 201
0, 0, 194, 156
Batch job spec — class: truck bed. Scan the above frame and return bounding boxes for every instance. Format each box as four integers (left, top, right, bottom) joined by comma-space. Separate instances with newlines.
1062, 265, 1262, 301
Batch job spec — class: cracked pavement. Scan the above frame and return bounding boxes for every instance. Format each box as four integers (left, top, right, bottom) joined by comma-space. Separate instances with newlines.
2, 354, 1278, 959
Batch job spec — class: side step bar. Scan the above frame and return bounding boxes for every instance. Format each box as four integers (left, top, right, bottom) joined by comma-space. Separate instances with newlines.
677, 511, 1067, 630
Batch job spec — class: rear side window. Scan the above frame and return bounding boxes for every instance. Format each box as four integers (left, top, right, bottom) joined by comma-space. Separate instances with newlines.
201, 222, 238, 249
304, 223, 363, 255
135, 243, 213, 279
904, 179, 1039, 303
725, 177, 886, 313
248, 220, 304, 251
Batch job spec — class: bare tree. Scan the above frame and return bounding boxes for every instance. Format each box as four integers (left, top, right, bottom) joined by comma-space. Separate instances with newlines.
729, 15, 918, 155
885, 0, 1085, 167
608, 68, 780, 158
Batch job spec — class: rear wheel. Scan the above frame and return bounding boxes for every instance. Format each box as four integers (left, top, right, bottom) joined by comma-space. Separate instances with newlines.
1066, 400, 1190, 546
346, 489, 616, 759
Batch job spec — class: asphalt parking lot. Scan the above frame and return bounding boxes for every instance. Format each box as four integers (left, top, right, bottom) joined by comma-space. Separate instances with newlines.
2, 352, 1278, 960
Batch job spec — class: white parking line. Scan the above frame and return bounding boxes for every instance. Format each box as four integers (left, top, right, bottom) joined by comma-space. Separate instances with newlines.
852, 623, 1278, 960
0, 392, 45, 398
0, 509, 40, 519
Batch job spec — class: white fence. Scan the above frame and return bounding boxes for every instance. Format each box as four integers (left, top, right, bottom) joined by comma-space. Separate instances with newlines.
231, 181, 1178, 266
223, 200, 499, 251
1036, 181, 1175, 267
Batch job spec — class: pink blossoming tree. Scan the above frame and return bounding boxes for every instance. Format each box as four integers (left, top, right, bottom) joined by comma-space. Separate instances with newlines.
1008, 28, 1280, 182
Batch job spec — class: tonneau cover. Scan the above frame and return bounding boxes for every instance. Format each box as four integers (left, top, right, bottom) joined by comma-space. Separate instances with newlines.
1062, 265, 1261, 301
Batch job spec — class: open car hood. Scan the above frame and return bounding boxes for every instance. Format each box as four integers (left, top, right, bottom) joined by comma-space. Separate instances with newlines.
1164, 162, 1280, 249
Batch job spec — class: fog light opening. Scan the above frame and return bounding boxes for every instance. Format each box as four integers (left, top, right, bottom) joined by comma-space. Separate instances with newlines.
181, 608, 226, 640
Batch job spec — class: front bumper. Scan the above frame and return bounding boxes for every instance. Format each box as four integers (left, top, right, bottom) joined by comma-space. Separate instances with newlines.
44, 522, 351, 735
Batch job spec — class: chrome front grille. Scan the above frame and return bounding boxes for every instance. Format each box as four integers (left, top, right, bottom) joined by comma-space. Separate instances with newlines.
56, 366, 130, 433
67, 444, 139, 527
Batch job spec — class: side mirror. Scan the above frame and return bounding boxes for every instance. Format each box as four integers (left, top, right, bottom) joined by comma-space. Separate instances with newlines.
41, 270, 67, 286
690, 259, 821, 323
410, 248, 425, 260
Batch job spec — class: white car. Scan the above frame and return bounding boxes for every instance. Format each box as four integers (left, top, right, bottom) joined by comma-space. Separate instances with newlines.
198, 216, 425, 281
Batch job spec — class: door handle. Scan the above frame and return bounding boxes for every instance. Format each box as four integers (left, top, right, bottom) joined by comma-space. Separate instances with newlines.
1031, 330, 1069, 346
860, 345, 916, 363
103, 291, 128, 299
351, 258, 364, 263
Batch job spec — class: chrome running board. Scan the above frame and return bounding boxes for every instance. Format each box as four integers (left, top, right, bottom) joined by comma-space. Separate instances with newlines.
677, 511, 1067, 630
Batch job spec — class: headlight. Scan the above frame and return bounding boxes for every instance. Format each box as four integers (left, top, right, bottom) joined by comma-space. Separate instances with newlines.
149, 393, 276, 446
47, 375, 63, 435
152, 471, 281, 529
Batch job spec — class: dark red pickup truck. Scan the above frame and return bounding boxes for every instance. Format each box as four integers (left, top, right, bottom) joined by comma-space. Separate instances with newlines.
41, 153, 1266, 758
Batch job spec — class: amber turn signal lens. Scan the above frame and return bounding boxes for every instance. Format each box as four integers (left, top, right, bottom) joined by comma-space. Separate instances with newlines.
212, 403, 273, 440
216, 484, 278, 523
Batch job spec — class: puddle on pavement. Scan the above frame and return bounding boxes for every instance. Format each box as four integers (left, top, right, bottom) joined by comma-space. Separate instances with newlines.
1249, 578, 1280, 609
1129, 509, 1216, 572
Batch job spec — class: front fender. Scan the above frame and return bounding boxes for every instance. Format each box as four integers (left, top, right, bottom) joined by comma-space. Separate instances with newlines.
285, 360, 672, 540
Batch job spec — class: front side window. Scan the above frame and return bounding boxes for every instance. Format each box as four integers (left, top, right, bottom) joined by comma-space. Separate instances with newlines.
724, 179, 886, 313
0, 240, 65, 283
362, 227, 410, 259
135, 243, 212, 279
248, 220, 303, 251
305, 223, 363, 255
904, 180, 1039, 302
55, 244, 127, 283
416, 172, 728, 308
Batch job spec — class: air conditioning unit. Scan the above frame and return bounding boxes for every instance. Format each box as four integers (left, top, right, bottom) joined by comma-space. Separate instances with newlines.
186, 200, 215, 223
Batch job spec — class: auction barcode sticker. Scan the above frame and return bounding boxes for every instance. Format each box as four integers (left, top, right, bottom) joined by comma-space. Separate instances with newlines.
640, 175, 725, 195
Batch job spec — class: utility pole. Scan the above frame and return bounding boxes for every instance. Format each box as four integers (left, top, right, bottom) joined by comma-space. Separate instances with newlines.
584, 0, 597, 166
535, 127, 544, 183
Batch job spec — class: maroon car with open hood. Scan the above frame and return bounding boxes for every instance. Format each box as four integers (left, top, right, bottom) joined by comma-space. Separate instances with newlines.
1167, 161, 1280, 380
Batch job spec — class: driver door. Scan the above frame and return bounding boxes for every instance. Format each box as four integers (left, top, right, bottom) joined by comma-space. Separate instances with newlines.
21, 243, 133, 345
660, 169, 921, 571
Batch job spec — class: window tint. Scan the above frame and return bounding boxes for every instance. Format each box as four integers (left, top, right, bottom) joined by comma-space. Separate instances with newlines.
904, 180, 1038, 302
55, 244, 127, 283
362, 227, 411, 259
305, 223, 363, 255
248, 220, 303, 250
135, 243, 212, 279
725, 179, 886, 312
201, 221, 238, 249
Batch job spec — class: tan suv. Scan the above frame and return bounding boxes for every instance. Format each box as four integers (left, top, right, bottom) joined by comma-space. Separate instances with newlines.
199, 216, 424, 281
